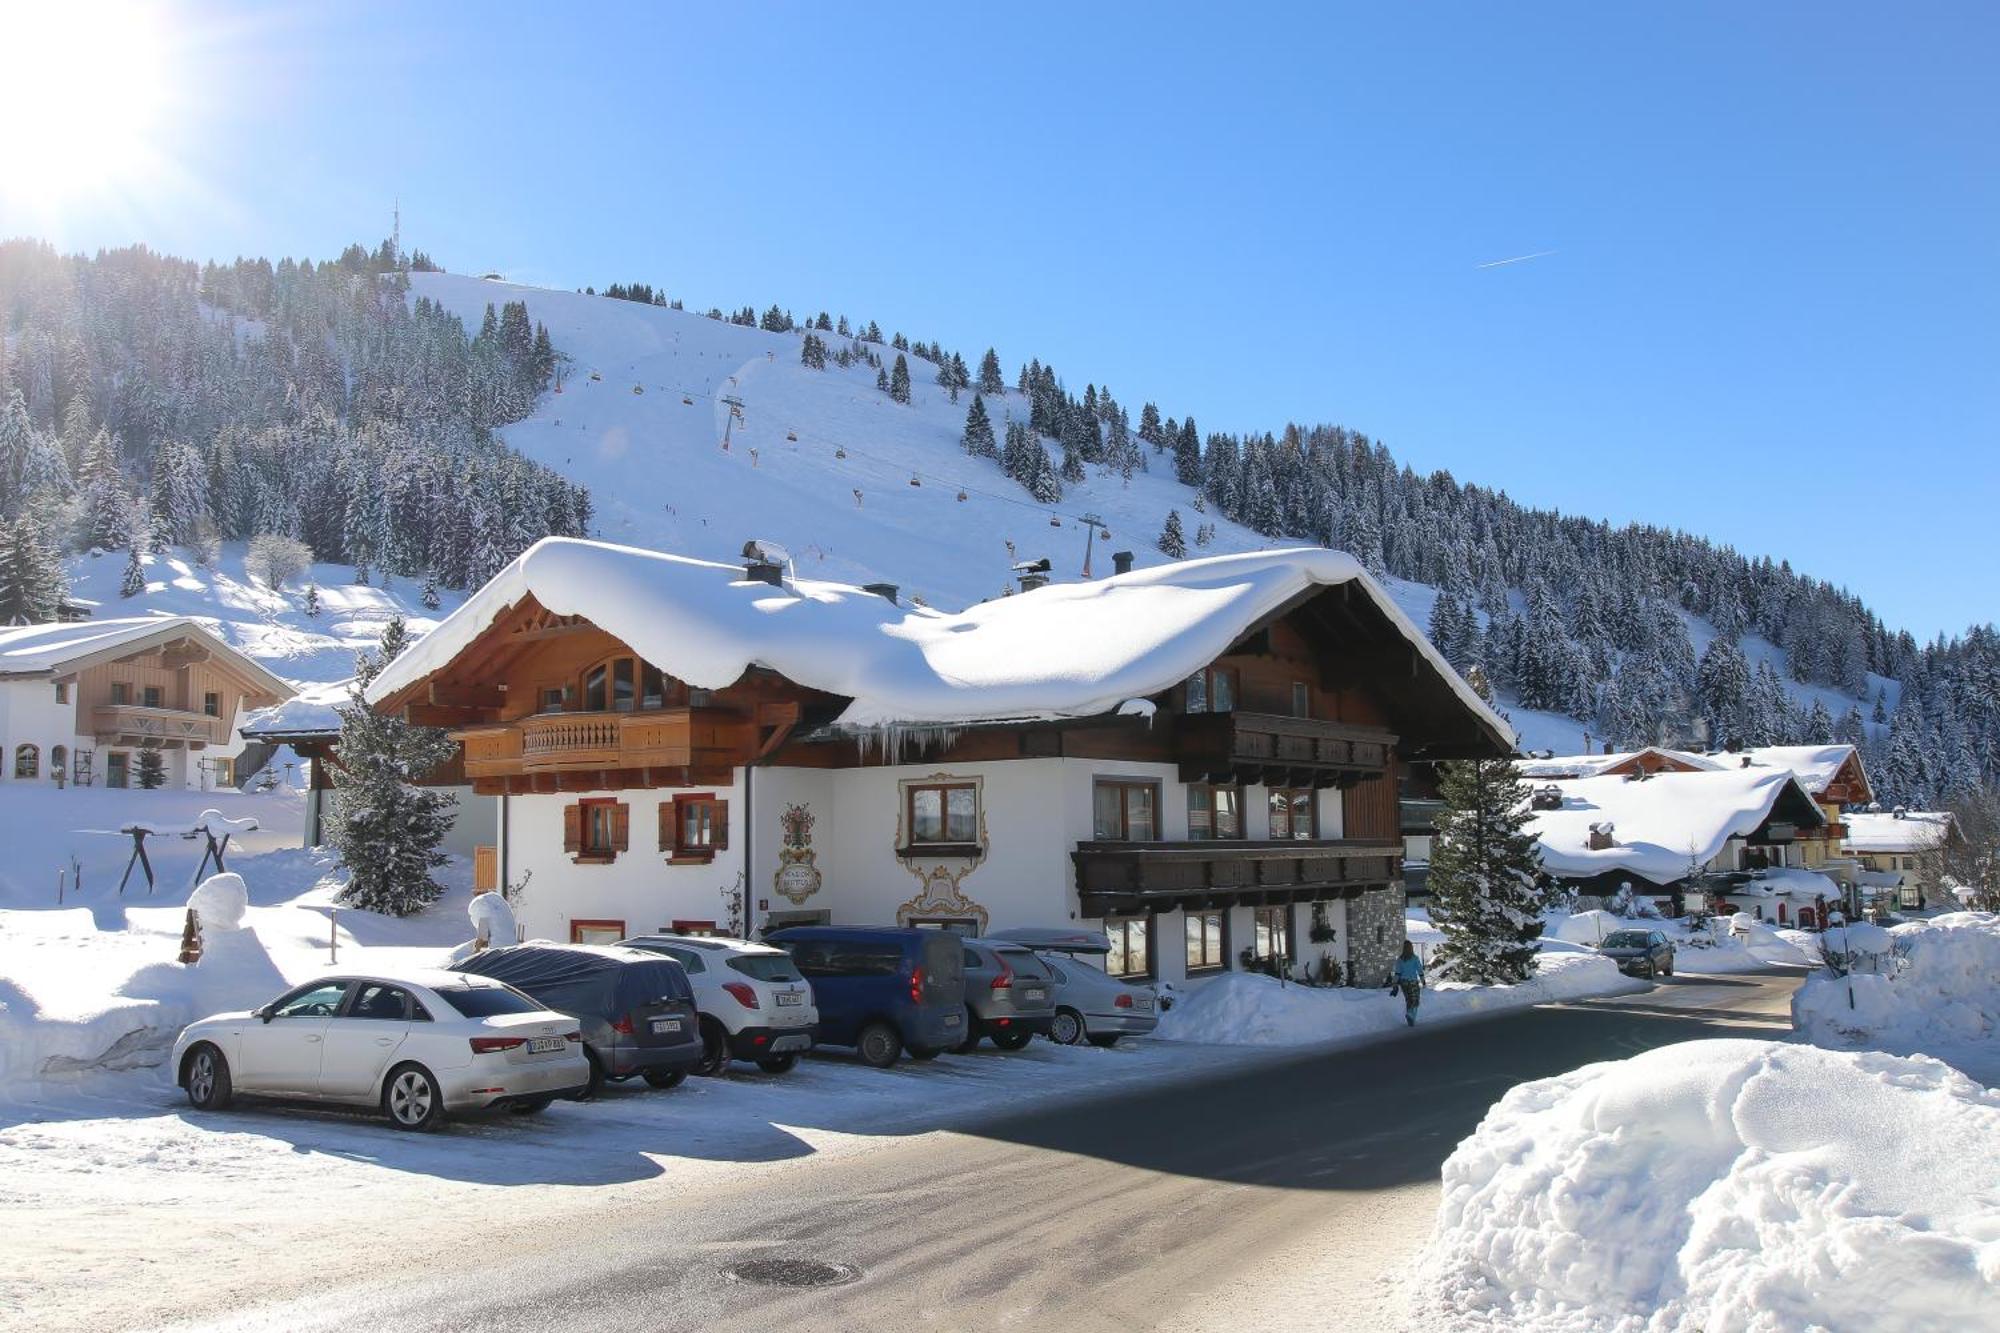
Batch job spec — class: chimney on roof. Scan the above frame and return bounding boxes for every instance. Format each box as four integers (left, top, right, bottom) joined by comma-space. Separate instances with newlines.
1111, 550, 1134, 576
1740, 755, 1753, 768
1014, 557, 1052, 594
862, 582, 898, 605
1587, 821, 1617, 851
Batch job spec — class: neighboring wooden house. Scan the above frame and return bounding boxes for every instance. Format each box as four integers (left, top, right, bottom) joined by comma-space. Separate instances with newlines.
0, 617, 291, 790
1842, 809, 1958, 911
365, 539, 1513, 987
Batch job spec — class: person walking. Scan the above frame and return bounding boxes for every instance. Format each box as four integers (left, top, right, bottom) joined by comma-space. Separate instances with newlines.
1388, 941, 1424, 1026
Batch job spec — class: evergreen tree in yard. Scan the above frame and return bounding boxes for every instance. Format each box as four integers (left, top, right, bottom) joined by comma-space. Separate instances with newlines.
1158, 508, 1186, 558
421, 574, 440, 610
1428, 756, 1546, 985
120, 545, 145, 598
135, 741, 167, 789
303, 581, 320, 618
887, 353, 910, 404
961, 394, 997, 458
328, 616, 457, 917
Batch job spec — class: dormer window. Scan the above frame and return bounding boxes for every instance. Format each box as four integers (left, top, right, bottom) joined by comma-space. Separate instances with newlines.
582, 657, 680, 712
1183, 667, 1235, 714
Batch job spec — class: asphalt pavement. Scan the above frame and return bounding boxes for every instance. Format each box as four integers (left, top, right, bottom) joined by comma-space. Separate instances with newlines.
182, 966, 1803, 1333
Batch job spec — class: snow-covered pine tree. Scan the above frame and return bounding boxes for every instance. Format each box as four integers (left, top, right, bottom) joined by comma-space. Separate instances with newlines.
135, 741, 167, 789
1173, 418, 1201, 485
961, 395, 997, 458
977, 348, 1005, 396
1429, 755, 1545, 985
327, 616, 457, 916
875, 367, 890, 393
120, 545, 145, 598
0, 515, 67, 623
421, 574, 440, 610
1159, 509, 1186, 558
303, 581, 320, 617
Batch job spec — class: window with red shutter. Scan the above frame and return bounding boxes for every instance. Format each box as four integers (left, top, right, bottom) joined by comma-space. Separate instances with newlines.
563, 804, 582, 854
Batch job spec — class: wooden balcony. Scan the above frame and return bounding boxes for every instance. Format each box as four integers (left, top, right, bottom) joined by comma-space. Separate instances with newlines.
457, 707, 750, 788
91, 704, 229, 749
1073, 838, 1404, 915
1175, 711, 1396, 787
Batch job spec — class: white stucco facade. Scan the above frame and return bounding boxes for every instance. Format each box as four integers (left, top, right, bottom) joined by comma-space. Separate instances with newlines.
0, 677, 251, 792
495, 756, 1366, 986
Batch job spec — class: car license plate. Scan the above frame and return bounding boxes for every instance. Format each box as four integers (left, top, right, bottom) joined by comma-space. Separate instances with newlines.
771, 1034, 811, 1053
528, 1036, 566, 1054
944, 1012, 962, 1027
651, 1018, 683, 1035
1137, 998, 1154, 1012
1021, 988, 1046, 1003
776, 991, 802, 1006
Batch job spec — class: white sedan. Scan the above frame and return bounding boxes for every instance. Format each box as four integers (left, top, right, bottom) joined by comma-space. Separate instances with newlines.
171, 970, 589, 1131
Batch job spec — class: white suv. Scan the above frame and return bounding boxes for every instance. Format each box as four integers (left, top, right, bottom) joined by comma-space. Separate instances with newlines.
619, 935, 818, 1074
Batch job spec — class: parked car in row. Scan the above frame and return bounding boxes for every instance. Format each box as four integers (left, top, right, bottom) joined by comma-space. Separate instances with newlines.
619, 934, 818, 1074
988, 927, 1160, 1047
956, 938, 1057, 1050
1597, 928, 1677, 978
450, 944, 702, 1097
764, 925, 966, 1067
173, 970, 588, 1131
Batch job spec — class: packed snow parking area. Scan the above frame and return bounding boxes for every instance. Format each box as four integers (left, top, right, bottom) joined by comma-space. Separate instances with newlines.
1410, 1039, 2000, 1333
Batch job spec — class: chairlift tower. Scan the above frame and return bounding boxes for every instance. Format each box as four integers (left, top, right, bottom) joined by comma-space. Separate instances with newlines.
1080, 513, 1105, 578
720, 395, 746, 451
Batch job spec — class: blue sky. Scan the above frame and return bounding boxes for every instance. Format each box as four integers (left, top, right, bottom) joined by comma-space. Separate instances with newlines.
4, 2, 1994, 639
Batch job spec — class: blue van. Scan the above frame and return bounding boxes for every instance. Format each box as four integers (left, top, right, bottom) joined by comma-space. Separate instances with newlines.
763, 926, 967, 1067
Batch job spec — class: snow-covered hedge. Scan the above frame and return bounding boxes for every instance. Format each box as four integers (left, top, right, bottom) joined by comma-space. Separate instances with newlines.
1793, 913, 1999, 1067
1412, 1039, 2000, 1332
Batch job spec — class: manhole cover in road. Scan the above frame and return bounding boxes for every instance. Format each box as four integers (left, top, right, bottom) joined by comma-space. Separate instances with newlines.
723, 1258, 863, 1289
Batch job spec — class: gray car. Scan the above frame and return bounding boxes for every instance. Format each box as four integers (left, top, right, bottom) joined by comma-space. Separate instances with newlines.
957, 939, 1058, 1051
1598, 928, 1676, 978
986, 927, 1160, 1047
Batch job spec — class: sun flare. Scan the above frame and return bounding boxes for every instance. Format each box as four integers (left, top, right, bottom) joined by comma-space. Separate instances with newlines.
0, 1, 173, 212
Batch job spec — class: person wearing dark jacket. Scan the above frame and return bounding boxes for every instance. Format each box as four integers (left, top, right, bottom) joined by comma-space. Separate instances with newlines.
1388, 941, 1424, 1026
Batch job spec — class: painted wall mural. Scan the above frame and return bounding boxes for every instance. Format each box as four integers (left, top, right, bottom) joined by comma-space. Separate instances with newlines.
892, 771, 990, 932
773, 802, 823, 905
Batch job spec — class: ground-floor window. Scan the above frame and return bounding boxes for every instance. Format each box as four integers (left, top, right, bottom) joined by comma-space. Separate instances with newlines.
1185, 910, 1227, 973
1254, 905, 1293, 961
50, 744, 67, 784
570, 919, 626, 945
105, 750, 129, 789
670, 919, 718, 937
14, 744, 39, 779
1104, 915, 1151, 978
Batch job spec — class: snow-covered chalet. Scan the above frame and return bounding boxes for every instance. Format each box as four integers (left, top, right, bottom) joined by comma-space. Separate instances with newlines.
366, 538, 1514, 987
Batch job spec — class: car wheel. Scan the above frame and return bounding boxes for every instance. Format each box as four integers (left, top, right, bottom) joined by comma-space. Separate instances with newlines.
694, 1018, 730, 1077
955, 1009, 984, 1053
1643, 960, 1657, 979
857, 1021, 903, 1068
1087, 1033, 1121, 1049
755, 1054, 799, 1074
991, 1028, 1033, 1051
383, 1064, 444, 1132
642, 1066, 688, 1090
1050, 1007, 1087, 1046
184, 1044, 233, 1111
572, 1049, 605, 1101
508, 1096, 554, 1115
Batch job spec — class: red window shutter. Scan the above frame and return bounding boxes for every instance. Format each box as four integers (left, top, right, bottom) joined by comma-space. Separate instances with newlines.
562, 804, 581, 854
611, 803, 630, 853
711, 800, 730, 851
658, 801, 677, 854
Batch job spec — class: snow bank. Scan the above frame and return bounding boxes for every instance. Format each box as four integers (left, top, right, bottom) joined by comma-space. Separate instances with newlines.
1794, 913, 2000, 1083
1413, 1039, 2000, 1333
1543, 910, 1812, 974
1156, 952, 1638, 1048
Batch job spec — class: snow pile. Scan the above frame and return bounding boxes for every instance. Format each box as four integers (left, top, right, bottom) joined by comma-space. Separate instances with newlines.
1156, 952, 1637, 1047
1547, 909, 1626, 947
1793, 913, 2000, 1083
365, 537, 1512, 740
187, 873, 248, 931
1543, 909, 1812, 973
1413, 1039, 2000, 1332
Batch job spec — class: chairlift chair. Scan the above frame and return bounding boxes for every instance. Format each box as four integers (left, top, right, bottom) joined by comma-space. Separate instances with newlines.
682, 395, 694, 405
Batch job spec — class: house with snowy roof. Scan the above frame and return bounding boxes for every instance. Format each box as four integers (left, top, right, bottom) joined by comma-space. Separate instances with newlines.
365, 537, 1514, 987
0, 617, 292, 791
1842, 809, 1959, 911
1526, 766, 1836, 919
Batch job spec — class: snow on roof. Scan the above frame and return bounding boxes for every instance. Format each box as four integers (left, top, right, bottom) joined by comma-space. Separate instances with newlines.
1842, 810, 1955, 855
1519, 747, 1719, 780
1722, 745, 1860, 797
241, 679, 352, 739
366, 537, 1516, 741
1529, 767, 1818, 885
0, 616, 199, 675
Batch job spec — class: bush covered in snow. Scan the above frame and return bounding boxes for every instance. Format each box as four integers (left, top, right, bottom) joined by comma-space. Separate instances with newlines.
1793, 913, 1999, 1076
1412, 1039, 2000, 1332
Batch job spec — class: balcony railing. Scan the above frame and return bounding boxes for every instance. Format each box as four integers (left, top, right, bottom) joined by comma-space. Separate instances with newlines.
457, 706, 748, 780
1175, 711, 1396, 786
91, 704, 229, 748
1072, 837, 1403, 913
